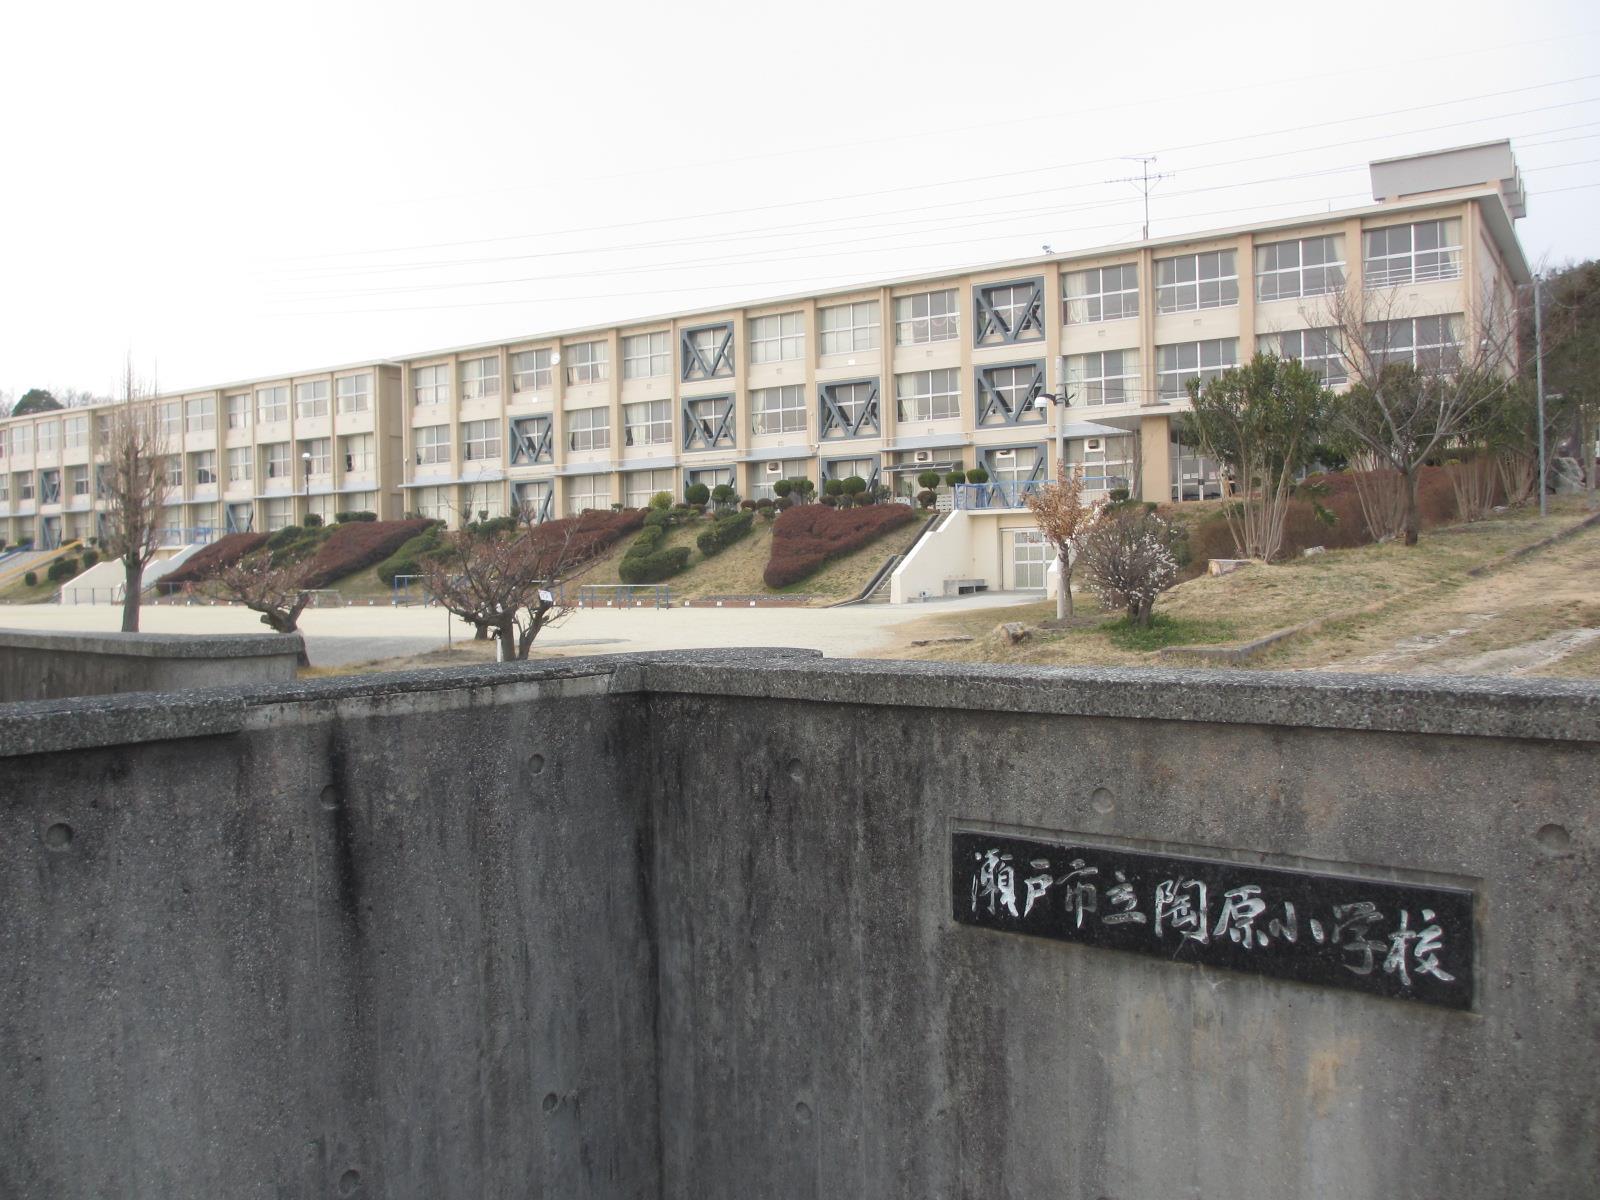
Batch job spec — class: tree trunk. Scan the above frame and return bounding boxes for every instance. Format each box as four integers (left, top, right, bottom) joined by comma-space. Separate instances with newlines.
473, 621, 490, 641
120, 559, 143, 632
1057, 557, 1072, 619
1402, 468, 1422, 547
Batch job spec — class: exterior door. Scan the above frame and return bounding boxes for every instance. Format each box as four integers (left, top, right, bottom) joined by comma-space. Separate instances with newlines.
1010, 529, 1050, 590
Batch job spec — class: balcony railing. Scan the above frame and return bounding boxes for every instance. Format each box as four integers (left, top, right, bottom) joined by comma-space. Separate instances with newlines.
953, 476, 1131, 510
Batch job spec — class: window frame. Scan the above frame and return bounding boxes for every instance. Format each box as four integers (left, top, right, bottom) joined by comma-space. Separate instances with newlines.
818, 301, 881, 356
750, 385, 807, 435
1063, 264, 1140, 325
256, 386, 289, 424
414, 424, 452, 466
748, 312, 805, 363
1363, 219, 1463, 288
336, 375, 372, 414
1255, 236, 1345, 303
1066, 350, 1142, 407
893, 289, 960, 345
460, 418, 502, 462
511, 348, 553, 393
566, 406, 611, 452
1156, 338, 1240, 400
459, 356, 501, 401
295, 381, 330, 419
565, 341, 610, 386
623, 399, 672, 447
622, 331, 672, 380
894, 368, 961, 422
1155, 250, 1239, 314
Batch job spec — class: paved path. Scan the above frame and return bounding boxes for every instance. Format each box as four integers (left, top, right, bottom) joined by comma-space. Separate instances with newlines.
0, 593, 1038, 667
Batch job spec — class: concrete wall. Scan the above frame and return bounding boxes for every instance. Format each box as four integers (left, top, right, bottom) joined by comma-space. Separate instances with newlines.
1, 652, 1596, 1198
0, 628, 304, 701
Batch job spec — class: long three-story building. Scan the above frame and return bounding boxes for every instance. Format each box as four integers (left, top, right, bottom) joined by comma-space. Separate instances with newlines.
0, 143, 1530, 567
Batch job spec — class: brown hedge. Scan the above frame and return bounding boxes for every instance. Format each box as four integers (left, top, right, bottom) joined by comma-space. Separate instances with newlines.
763, 503, 917, 589
298, 519, 435, 588
159, 533, 268, 585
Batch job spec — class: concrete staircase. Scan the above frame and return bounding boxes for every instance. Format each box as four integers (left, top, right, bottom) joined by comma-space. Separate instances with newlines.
862, 558, 901, 604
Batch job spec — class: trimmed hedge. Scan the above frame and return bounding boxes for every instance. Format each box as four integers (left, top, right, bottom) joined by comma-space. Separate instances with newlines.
47, 557, 79, 582
696, 511, 753, 558
160, 533, 269, 585
763, 503, 917, 589
376, 524, 447, 585
619, 545, 690, 583
300, 518, 434, 588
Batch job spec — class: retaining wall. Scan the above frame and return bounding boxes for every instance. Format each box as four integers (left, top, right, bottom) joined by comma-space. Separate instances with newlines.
1, 652, 1596, 1198
0, 627, 303, 701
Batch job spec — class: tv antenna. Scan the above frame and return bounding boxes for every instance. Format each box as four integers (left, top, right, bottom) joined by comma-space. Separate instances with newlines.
1114, 155, 1171, 241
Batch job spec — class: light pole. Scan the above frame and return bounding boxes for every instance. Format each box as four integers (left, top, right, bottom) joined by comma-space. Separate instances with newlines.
302, 450, 312, 522
1534, 273, 1548, 518
1033, 355, 1074, 481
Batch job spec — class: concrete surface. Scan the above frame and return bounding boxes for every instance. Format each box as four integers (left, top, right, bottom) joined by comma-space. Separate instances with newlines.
0, 627, 304, 701
2, 653, 1596, 1199
0, 590, 1037, 666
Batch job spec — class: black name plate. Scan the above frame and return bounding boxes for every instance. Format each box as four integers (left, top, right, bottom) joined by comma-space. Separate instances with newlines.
952, 831, 1474, 1009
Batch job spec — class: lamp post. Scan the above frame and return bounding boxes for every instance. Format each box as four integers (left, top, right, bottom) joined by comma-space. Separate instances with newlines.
1033, 355, 1074, 482
301, 450, 312, 521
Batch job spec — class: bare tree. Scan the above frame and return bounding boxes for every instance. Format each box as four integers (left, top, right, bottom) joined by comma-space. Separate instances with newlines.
211, 553, 315, 658
422, 512, 615, 661
99, 359, 171, 631
1024, 463, 1098, 618
1318, 285, 1519, 545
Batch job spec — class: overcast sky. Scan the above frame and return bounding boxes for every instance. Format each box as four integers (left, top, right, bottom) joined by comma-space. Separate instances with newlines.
2, 0, 1596, 400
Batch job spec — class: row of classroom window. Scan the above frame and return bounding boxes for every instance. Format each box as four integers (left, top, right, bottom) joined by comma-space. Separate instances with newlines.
0, 315, 1464, 484
398, 218, 1461, 399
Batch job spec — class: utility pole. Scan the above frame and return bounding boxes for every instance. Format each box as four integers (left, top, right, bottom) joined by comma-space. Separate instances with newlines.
1534, 273, 1548, 518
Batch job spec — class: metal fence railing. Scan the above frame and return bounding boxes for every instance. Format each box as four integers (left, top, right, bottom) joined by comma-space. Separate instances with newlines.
576, 584, 671, 609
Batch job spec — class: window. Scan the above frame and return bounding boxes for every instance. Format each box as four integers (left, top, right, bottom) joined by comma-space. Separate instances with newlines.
262, 443, 290, 480
337, 375, 371, 414
976, 363, 1046, 425
819, 380, 879, 437
625, 469, 674, 508
161, 455, 182, 488
565, 474, 609, 515
818, 301, 880, 355
1157, 338, 1239, 399
413, 364, 449, 406
514, 480, 552, 522
684, 396, 734, 449
158, 403, 182, 438
460, 356, 500, 400
1259, 328, 1346, 385
0, 475, 9, 504
510, 416, 553, 464
69, 465, 90, 497
191, 450, 217, 486
295, 381, 329, 419
985, 445, 1039, 486
750, 386, 806, 435
682, 324, 735, 381
342, 492, 377, 517
749, 312, 804, 363
895, 369, 961, 422
624, 400, 672, 446
299, 438, 331, 476
1156, 250, 1238, 313
36, 422, 59, 453
893, 289, 959, 345
10, 426, 30, 456
459, 482, 503, 521
1256, 236, 1344, 302
461, 419, 501, 461
511, 348, 553, 393
64, 416, 88, 448
1363, 219, 1462, 288
227, 446, 253, 483
256, 386, 288, 424
623, 332, 671, 380
752, 461, 806, 500
565, 341, 609, 385
226, 393, 251, 429
0, 430, 6, 460
975, 279, 1046, 345
822, 457, 876, 485
1063, 264, 1139, 324
411, 485, 451, 521
16, 472, 34, 502
1067, 350, 1141, 407
567, 407, 610, 452
414, 425, 451, 465
1367, 314, 1464, 372
341, 433, 374, 472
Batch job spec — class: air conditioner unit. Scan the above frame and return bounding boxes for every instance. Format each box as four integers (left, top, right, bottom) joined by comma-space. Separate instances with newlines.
994, 448, 1016, 460
765, 461, 783, 474
913, 449, 934, 464
1087, 439, 1102, 451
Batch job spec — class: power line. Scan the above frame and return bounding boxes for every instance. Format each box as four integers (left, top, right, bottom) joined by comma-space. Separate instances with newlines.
276, 73, 1600, 264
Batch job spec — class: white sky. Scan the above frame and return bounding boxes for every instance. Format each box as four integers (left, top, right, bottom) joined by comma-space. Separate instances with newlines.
2, 0, 1597, 400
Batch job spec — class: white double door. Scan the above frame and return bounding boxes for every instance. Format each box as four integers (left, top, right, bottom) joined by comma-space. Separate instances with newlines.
1007, 529, 1054, 591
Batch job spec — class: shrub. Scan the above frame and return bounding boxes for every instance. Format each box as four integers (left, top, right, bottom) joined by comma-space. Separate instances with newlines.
47, 558, 78, 582
80, 549, 99, 569
841, 475, 867, 499
161, 533, 270, 585
762, 502, 917, 588
649, 491, 672, 511
944, 471, 966, 488
791, 479, 816, 499
24, 571, 38, 587
334, 511, 377, 523
266, 524, 307, 551
823, 479, 845, 498
755, 497, 773, 509
739, 499, 757, 511
773, 479, 793, 498
303, 513, 324, 528
1077, 508, 1181, 627
917, 489, 937, 508
966, 467, 990, 484
917, 470, 942, 490
775, 496, 795, 511
300, 518, 435, 589
1108, 487, 1130, 502
820, 495, 838, 507
377, 525, 446, 585
685, 482, 710, 506
696, 511, 754, 557
644, 508, 671, 528
619, 545, 690, 583
759, 507, 776, 522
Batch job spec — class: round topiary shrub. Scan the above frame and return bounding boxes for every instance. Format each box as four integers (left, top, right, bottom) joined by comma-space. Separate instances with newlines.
820, 495, 837, 507
966, 467, 990, 484
80, 549, 100, 568
1108, 487, 1131, 502
775, 496, 795, 511
917, 470, 941, 490
24, 571, 38, 587
773, 479, 793, 498
739, 499, 756, 511
917, 489, 937, 508
685, 483, 710, 506
823, 479, 845, 498
303, 513, 324, 528
755, 497, 773, 509
944, 470, 965, 488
